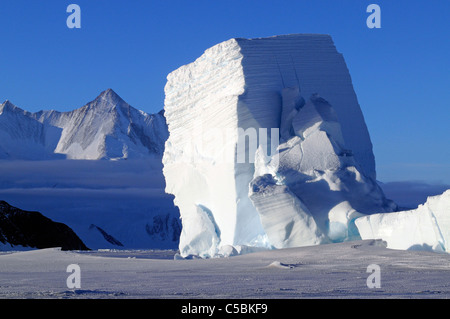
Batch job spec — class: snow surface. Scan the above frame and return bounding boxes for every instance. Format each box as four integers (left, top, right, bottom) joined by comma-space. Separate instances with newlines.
0, 240, 449, 299
163, 34, 395, 257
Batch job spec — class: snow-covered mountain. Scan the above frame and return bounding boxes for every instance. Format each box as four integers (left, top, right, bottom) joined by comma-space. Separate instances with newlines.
0, 89, 168, 160
0, 89, 180, 250
0, 100, 58, 160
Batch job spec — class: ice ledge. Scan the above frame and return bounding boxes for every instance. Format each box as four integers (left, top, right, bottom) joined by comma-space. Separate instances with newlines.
355, 190, 450, 253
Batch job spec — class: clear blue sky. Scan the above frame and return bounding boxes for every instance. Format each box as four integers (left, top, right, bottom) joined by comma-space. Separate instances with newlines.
0, 0, 449, 183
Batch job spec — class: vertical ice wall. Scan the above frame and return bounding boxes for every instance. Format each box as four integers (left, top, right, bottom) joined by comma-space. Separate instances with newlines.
163, 34, 383, 257
235, 35, 376, 179
163, 39, 247, 257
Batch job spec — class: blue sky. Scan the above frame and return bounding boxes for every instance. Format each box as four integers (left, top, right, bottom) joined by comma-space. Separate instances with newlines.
0, 0, 449, 184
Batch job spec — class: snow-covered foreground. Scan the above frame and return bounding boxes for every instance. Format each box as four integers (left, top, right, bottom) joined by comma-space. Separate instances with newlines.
0, 240, 449, 299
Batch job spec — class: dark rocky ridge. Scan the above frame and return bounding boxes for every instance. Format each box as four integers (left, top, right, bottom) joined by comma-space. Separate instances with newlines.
0, 200, 89, 250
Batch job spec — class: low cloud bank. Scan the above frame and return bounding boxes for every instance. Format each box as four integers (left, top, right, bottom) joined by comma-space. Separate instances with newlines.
379, 180, 450, 209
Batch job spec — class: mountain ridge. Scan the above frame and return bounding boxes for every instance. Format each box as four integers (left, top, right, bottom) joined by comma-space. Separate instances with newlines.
0, 89, 168, 160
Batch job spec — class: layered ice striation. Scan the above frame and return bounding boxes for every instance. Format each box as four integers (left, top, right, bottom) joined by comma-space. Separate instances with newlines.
163, 34, 397, 257
356, 190, 450, 253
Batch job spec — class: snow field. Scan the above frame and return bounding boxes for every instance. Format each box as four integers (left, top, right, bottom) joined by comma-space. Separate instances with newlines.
1, 240, 449, 299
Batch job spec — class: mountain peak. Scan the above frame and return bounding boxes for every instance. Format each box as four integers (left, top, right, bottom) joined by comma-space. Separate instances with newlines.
1, 100, 21, 114
96, 88, 124, 104
87, 89, 129, 115
0, 90, 169, 161
92, 89, 133, 116
2, 100, 15, 108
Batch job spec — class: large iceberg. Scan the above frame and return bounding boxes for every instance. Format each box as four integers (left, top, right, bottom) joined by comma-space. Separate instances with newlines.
163, 34, 396, 257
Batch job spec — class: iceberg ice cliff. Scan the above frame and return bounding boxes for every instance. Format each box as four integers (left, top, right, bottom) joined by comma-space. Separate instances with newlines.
163, 34, 398, 257
356, 190, 450, 253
